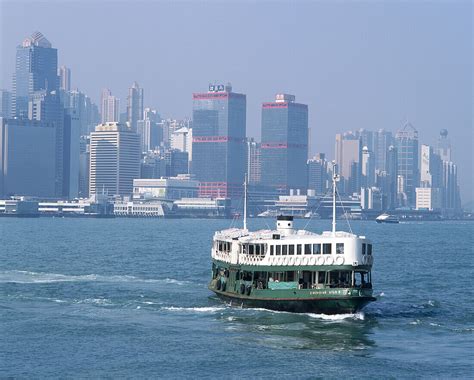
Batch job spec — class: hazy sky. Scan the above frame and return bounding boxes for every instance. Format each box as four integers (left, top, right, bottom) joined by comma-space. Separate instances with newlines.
1, 0, 472, 203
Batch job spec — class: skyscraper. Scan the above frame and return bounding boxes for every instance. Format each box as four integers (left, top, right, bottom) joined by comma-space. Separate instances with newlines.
419, 144, 442, 188
361, 146, 375, 188
0, 118, 56, 198
137, 108, 162, 152
100, 88, 120, 123
89, 122, 140, 196
127, 82, 144, 132
374, 129, 393, 173
335, 132, 362, 194
307, 153, 328, 195
28, 90, 65, 196
246, 138, 261, 186
437, 129, 452, 162
260, 94, 308, 194
395, 123, 419, 207
191, 84, 246, 199
12, 32, 58, 118
0, 90, 11, 118
58, 65, 71, 92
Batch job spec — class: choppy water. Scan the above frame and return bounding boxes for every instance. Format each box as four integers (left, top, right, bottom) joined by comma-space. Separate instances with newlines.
1, 218, 473, 378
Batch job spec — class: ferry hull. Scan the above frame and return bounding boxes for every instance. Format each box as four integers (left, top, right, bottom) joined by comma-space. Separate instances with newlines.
210, 288, 375, 314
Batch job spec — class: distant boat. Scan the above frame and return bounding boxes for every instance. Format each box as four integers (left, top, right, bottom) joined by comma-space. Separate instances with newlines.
376, 213, 399, 224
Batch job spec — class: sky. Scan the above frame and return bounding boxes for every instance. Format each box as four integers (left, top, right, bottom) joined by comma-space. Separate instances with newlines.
0, 0, 472, 203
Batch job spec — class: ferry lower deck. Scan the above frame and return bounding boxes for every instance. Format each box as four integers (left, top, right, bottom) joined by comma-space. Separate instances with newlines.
209, 261, 375, 314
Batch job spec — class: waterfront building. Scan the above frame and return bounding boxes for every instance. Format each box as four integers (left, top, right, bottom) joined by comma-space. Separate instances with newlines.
137, 108, 162, 153
0, 118, 56, 198
441, 161, 461, 211
420, 144, 442, 188
164, 149, 189, 177
58, 66, 71, 92
335, 132, 362, 194
12, 32, 58, 118
437, 129, 452, 162
28, 90, 65, 197
361, 146, 375, 188
100, 88, 120, 123
361, 187, 383, 211
126, 82, 144, 132
0, 90, 11, 118
307, 153, 328, 195
247, 138, 261, 186
261, 94, 308, 194
374, 129, 393, 173
395, 123, 419, 208
89, 122, 140, 197
191, 84, 246, 199
416, 187, 442, 211
133, 177, 199, 200
79, 136, 90, 198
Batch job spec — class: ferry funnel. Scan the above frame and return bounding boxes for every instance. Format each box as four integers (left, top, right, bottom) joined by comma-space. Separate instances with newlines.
276, 215, 294, 235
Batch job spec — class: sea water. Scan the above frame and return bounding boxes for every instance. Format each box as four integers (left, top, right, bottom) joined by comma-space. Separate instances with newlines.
1, 218, 473, 378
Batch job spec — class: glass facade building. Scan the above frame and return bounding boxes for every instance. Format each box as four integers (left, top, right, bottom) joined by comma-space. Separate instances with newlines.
260, 94, 308, 194
12, 32, 58, 118
395, 123, 419, 208
191, 85, 246, 199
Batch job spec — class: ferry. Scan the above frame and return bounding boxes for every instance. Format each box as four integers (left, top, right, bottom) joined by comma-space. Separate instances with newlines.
208, 173, 376, 314
375, 213, 400, 224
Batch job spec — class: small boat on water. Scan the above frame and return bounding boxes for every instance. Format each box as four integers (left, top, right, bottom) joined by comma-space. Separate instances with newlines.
208, 172, 376, 314
375, 213, 399, 224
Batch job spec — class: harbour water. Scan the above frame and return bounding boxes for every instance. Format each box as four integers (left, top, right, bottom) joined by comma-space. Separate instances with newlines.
1, 218, 473, 378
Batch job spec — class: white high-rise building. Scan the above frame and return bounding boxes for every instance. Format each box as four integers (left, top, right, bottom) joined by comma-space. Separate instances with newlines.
100, 88, 120, 123
416, 187, 441, 211
58, 66, 71, 92
89, 122, 140, 197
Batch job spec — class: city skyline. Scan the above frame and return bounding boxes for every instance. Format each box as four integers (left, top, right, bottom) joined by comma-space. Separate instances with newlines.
1, 1, 471, 203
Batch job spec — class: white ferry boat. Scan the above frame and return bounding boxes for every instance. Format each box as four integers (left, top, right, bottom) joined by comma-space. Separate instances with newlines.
376, 213, 400, 224
208, 173, 376, 314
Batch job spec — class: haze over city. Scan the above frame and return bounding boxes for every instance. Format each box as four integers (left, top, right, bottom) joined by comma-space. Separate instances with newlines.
1, 0, 471, 203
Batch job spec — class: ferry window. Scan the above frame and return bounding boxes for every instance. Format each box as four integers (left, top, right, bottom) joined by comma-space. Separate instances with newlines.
297, 244, 302, 255
367, 244, 373, 255
282, 245, 288, 255
276, 245, 281, 255
317, 271, 325, 284
249, 245, 254, 255
286, 271, 295, 282
313, 244, 321, 254
336, 243, 344, 254
256, 244, 260, 255
270, 245, 274, 256
218, 242, 222, 251
289, 245, 295, 255
243, 244, 247, 254
305, 244, 311, 255
362, 243, 366, 255
323, 243, 332, 254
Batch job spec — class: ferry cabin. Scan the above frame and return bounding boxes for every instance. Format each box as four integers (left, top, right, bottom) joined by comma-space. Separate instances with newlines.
211, 228, 373, 297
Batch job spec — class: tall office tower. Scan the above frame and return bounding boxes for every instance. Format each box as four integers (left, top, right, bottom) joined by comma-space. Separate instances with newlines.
374, 129, 393, 172
357, 129, 375, 152
165, 149, 189, 177
0, 118, 56, 197
307, 153, 328, 195
191, 84, 246, 199
89, 122, 140, 196
395, 123, 419, 208
63, 107, 81, 199
361, 146, 375, 188
171, 127, 192, 154
100, 88, 120, 123
420, 144, 442, 188
246, 138, 261, 185
0, 90, 12, 118
66, 90, 100, 136
12, 32, 58, 118
442, 161, 461, 211
79, 136, 90, 198
261, 94, 308, 194
58, 66, 71, 92
28, 90, 65, 197
137, 108, 162, 152
335, 132, 362, 194
127, 82, 144, 132
437, 129, 452, 162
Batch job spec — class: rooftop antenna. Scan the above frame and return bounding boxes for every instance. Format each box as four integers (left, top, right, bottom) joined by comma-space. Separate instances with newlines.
332, 162, 340, 236
243, 173, 248, 231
